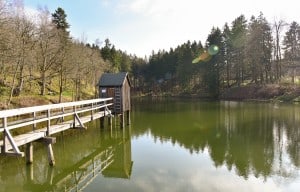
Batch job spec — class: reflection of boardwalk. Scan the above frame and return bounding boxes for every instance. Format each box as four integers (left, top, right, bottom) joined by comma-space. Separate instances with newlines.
23, 126, 132, 192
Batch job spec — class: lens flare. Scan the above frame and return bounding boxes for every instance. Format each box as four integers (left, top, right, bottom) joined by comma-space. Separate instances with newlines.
208, 45, 219, 55
192, 45, 219, 64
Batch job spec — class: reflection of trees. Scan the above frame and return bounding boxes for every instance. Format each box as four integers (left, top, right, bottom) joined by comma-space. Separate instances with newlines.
284, 108, 300, 167
273, 105, 300, 171
222, 103, 274, 178
132, 99, 300, 179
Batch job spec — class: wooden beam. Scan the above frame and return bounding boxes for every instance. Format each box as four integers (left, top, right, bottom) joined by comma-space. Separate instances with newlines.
46, 143, 55, 166
38, 137, 56, 144
75, 113, 86, 129
4, 129, 24, 156
0, 98, 113, 118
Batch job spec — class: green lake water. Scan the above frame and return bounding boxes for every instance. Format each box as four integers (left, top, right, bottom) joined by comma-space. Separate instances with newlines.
0, 98, 300, 191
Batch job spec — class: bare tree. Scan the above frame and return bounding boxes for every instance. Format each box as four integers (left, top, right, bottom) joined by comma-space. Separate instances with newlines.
273, 19, 287, 81
0, 0, 10, 84
1, 1, 35, 105
34, 7, 61, 95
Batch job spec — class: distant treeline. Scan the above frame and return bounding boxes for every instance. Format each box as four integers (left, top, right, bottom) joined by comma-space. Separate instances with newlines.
134, 13, 300, 98
1, 0, 300, 106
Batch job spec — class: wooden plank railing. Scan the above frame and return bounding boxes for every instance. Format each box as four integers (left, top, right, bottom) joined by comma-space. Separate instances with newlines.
0, 98, 113, 158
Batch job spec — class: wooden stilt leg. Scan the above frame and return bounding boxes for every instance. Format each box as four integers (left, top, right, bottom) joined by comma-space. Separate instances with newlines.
26, 142, 33, 164
46, 144, 55, 166
108, 116, 112, 126
126, 111, 131, 125
120, 113, 125, 129
26, 164, 34, 182
100, 117, 104, 129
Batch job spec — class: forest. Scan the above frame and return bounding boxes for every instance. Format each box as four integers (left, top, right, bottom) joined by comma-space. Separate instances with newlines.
1, 0, 300, 109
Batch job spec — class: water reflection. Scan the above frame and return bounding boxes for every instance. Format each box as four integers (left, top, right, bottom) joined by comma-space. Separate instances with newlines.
0, 120, 132, 192
132, 99, 300, 180
1, 99, 300, 191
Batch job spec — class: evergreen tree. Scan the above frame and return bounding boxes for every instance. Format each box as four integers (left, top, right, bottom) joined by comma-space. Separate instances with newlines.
246, 13, 273, 84
175, 41, 194, 90
51, 7, 70, 102
100, 38, 112, 61
230, 15, 247, 86
222, 23, 232, 87
204, 27, 224, 98
52, 7, 70, 30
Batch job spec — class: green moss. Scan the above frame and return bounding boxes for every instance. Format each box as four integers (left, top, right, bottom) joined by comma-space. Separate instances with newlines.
293, 96, 300, 102
276, 94, 296, 102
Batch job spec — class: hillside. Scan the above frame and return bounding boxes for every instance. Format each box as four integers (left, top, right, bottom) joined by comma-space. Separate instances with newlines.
221, 84, 300, 102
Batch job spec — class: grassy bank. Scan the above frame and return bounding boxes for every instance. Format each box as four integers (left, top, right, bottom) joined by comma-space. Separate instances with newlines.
221, 84, 300, 102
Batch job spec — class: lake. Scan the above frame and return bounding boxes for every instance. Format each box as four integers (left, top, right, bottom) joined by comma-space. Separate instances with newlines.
0, 98, 300, 191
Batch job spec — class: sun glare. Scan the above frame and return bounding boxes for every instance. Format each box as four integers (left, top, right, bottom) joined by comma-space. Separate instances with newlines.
192, 45, 219, 64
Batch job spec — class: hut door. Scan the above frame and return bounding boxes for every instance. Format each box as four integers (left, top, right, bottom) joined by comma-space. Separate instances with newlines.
100, 88, 114, 98
107, 88, 115, 98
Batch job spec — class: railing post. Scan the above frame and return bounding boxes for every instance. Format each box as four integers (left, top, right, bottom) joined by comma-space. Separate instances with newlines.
46, 109, 50, 136
104, 100, 106, 117
73, 105, 76, 128
33, 112, 36, 131
2, 117, 7, 153
100, 100, 105, 128
91, 102, 94, 121
61, 107, 65, 122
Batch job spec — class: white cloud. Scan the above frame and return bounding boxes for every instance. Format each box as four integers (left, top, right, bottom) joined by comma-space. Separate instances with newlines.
114, 0, 300, 55
112, 0, 227, 55
24, 0, 300, 57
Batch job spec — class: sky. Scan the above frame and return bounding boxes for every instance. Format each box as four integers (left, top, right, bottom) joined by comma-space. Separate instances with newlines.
23, 0, 300, 57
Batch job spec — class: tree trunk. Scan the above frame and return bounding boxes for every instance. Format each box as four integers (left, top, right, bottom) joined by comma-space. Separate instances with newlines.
41, 70, 46, 95
7, 61, 20, 106
59, 65, 63, 103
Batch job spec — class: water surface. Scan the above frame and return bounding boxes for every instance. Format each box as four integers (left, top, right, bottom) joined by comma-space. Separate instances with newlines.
0, 98, 300, 191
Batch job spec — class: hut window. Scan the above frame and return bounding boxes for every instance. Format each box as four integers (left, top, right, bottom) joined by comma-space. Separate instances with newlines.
101, 89, 106, 93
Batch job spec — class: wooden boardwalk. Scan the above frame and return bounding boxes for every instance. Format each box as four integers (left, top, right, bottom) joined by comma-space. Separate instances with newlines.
0, 98, 114, 165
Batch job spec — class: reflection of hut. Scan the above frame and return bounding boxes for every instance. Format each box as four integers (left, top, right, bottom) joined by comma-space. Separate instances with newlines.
98, 72, 131, 127
102, 138, 133, 179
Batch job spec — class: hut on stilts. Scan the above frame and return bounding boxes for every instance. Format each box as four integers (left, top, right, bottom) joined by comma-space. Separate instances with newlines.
98, 72, 131, 128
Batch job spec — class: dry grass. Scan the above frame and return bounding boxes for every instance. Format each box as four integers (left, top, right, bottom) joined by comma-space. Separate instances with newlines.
221, 84, 300, 101
11, 95, 51, 108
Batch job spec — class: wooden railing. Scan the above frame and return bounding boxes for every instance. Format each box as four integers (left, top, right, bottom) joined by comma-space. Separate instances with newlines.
0, 98, 113, 164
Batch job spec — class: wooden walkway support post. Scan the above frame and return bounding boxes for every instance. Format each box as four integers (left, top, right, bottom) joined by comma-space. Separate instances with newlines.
126, 111, 131, 125
119, 111, 130, 128
26, 142, 33, 164
120, 113, 125, 129
42, 137, 56, 166
46, 109, 55, 166
26, 164, 34, 182
47, 143, 55, 166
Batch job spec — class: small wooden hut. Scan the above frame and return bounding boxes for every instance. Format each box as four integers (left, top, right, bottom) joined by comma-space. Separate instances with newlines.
98, 72, 131, 124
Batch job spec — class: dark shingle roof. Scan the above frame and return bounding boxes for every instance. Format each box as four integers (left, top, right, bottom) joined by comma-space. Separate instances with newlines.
98, 72, 129, 87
